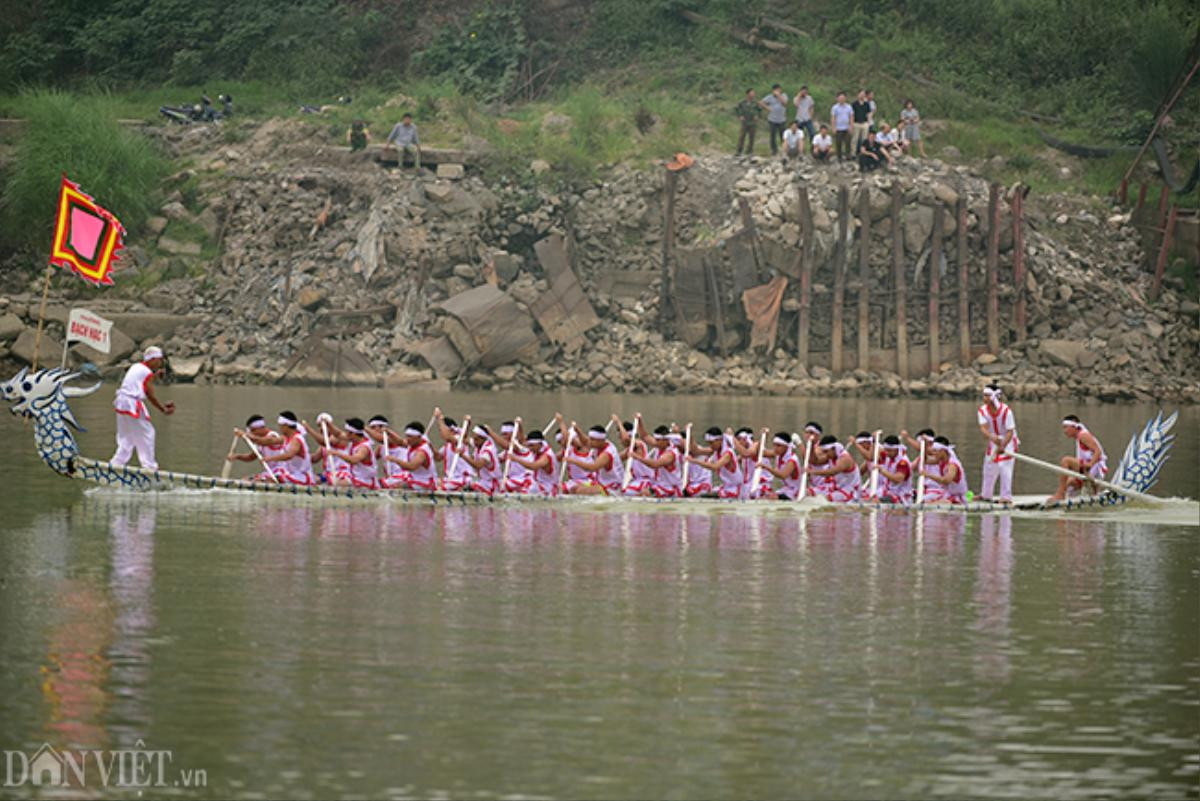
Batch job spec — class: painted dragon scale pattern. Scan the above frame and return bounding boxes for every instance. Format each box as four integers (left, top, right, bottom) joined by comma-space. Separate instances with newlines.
2, 368, 1176, 512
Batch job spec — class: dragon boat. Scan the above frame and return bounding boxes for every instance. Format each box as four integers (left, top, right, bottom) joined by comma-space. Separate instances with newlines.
3, 367, 1180, 514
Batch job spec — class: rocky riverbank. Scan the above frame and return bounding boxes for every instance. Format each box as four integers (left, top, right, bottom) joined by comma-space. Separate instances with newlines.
2, 117, 1197, 403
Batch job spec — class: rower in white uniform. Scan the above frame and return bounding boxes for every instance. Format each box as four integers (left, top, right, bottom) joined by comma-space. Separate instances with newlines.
111, 346, 175, 470
977, 384, 1018, 503
1048, 415, 1107, 501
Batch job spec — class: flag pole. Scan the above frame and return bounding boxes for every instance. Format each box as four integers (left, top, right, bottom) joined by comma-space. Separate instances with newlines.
31, 264, 53, 371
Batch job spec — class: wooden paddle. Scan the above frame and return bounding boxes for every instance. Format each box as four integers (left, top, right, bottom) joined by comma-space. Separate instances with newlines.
240, 431, 280, 484
915, 439, 927, 504
868, 429, 883, 499
798, 438, 813, 499
319, 418, 334, 479
557, 424, 577, 485
681, 423, 693, 489
749, 431, 768, 498
499, 416, 523, 491
1011, 451, 1162, 504
219, 433, 239, 480
447, 415, 471, 480
621, 416, 640, 492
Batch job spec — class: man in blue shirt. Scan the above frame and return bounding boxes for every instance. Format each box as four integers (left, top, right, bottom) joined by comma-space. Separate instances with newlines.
386, 113, 421, 169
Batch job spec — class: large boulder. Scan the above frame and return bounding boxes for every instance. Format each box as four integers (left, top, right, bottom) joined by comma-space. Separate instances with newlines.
1039, 338, 1087, 367
10, 328, 63, 366
903, 204, 934, 253
106, 313, 200, 343
0, 312, 22, 342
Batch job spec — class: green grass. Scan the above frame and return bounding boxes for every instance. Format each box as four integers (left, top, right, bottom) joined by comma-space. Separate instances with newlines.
0, 89, 169, 252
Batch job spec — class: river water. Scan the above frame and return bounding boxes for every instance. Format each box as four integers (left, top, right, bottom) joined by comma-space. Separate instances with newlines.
0, 386, 1197, 799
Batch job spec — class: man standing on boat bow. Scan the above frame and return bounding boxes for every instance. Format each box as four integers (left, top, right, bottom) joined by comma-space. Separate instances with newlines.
112, 346, 175, 471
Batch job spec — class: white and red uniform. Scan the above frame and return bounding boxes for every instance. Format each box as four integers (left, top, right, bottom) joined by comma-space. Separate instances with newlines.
529, 447, 558, 496
649, 445, 683, 498
594, 441, 624, 493
924, 450, 968, 504
252, 431, 288, 482
334, 439, 377, 488
716, 438, 743, 499
621, 439, 656, 495
816, 443, 861, 503
112, 362, 158, 469
501, 443, 534, 493
277, 430, 315, 485
772, 448, 803, 500
378, 437, 407, 489
685, 451, 714, 496
470, 439, 502, 495
1076, 428, 1107, 480
978, 401, 1018, 500
442, 440, 475, 491
874, 450, 912, 504
562, 443, 597, 494
396, 439, 438, 491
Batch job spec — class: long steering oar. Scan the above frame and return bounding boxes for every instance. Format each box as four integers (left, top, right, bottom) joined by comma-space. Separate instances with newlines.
621, 416, 640, 492
240, 431, 280, 484
915, 439, 927, 504
219, 433, 240, 480
868, 429, 882, 500
1011, 451, 1163, 504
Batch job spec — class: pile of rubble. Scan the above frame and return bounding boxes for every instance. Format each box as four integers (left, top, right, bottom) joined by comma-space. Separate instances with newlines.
2, 118, 1196, 403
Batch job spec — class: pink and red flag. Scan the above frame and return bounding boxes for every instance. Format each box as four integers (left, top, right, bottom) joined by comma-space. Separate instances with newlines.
49, 175, 125, 286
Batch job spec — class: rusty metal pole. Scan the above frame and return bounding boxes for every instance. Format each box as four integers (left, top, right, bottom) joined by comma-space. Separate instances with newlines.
831, 185, 849, 374
956, 198, 970, 366
1011, 188, 1026, 342
929, 202, 943, 374
796, 185, 813, 367
857, 187, 872, 371
986, 184, 1000, 354
892, 183, 908, 379
1151, 204, 1178, 300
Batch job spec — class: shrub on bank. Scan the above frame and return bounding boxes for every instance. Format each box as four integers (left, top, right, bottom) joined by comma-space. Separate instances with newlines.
1, 90, 168, 257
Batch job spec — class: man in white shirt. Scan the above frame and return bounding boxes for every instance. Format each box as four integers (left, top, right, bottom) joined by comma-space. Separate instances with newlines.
793, 86, 815, 142
830, 93, 854, 161
976, 384, 1018, 502
782, 121, 804, 161
812, 125, 833, 162
112, 346, 175, 470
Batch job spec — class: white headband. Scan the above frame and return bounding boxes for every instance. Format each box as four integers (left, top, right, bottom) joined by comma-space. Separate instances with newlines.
248, 419, 267, 430
404, 426, 423, 437
932, 442, 954, 453
773, 435, 790, 446
1062, 419, 1084, 429
983, 387, 1001, 399
804, 425, 822, 436
473, 425, 488, 438
501, 423, 515, 434
143, 346, 163, 360
705, 432, 722, 442
367, 418, 387, 428
588, 428, 607, 438
344, 422, 364, 435
277, 416, 297, 428
737, 431, 753, 441
667, 433, 683, 443
855, 435, 873, 444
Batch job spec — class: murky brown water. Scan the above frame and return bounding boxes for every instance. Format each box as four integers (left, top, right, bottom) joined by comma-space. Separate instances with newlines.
0, 387, 1196, 799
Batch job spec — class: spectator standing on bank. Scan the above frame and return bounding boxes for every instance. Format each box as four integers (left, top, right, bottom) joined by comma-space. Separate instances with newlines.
866, 89, 877, 123
812, 124, 833, 162
386, 112, 421, 169
901, 99, 926, 157
763, 84, 789, 156
782, 121, 804, 162
830, 93, 854, 162
793, 86, 815, 144
851, 90, 872, 153
735, 88, 764, 156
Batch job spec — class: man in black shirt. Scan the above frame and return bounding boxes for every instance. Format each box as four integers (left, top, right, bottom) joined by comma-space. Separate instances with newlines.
851, 89, 872, 154
857, 130, 884, 173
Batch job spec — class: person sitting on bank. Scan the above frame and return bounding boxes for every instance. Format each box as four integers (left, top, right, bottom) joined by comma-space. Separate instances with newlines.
385, 113, 421, 169
857, 129, 885, 172
782, 120, 804, 163
812, 124, 833, 162
347, 120, 371, 151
